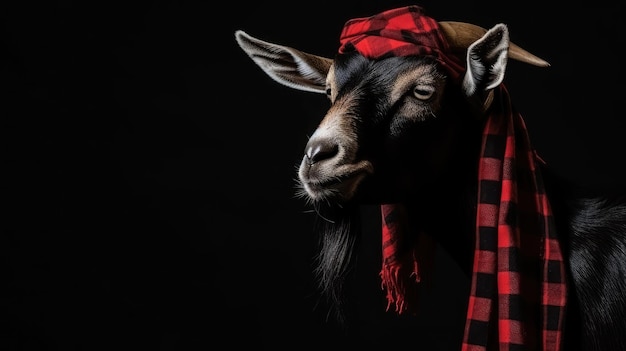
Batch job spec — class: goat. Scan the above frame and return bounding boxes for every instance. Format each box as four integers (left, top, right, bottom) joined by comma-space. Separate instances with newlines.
235, 5, 626, 351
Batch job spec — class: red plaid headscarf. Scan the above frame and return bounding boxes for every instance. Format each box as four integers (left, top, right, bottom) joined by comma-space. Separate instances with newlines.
339, 6, 567, 350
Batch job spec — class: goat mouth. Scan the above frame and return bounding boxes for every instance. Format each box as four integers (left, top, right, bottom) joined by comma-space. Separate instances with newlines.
300, 161, 373, 203
309, 173, 358, 190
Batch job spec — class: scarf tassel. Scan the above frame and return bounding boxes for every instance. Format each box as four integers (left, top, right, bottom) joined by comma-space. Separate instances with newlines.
380, 233, 436, 314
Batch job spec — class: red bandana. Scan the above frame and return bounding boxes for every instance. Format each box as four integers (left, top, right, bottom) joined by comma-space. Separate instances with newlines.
339, 5, 465, 82
339, 6, 567, 351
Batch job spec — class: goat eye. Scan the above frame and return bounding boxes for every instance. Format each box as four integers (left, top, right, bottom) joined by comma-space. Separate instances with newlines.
413, 85, 435, 101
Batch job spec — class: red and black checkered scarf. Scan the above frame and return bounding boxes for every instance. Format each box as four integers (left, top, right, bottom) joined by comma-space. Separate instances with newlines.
339, 6, 567, 350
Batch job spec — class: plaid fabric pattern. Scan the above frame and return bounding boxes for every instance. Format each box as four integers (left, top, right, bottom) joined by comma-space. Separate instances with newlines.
463, 84, 567, 350
338, 6, 568, 350
338, 5, 465, 81
380, 203, 436, 314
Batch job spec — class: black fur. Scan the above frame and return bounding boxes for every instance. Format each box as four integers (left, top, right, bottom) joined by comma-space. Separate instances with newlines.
543, 171, 626, 351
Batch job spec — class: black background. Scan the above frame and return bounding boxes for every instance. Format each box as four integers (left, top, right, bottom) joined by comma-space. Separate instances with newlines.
3, 1, 625, 350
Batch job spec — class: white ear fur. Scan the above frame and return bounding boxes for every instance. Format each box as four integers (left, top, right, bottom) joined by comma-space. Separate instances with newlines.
235, 30, 332, 94
462, 23, 510, 97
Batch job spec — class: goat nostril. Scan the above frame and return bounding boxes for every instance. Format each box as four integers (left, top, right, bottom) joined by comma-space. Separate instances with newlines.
305, 139, 339, 165
305, 149, 315, 165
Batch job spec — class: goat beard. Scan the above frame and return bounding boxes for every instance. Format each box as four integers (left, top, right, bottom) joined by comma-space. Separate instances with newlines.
311, 202, 362, 324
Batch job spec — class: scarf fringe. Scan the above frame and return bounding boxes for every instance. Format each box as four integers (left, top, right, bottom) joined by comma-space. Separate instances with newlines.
380, 259, 421, 314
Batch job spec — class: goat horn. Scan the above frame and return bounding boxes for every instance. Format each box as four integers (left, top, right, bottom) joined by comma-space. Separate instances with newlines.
439, 21, 550, 67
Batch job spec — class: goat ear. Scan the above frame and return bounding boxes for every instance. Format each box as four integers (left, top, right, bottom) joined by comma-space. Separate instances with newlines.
235, 30, 333, 94
462, 23, 509, 97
